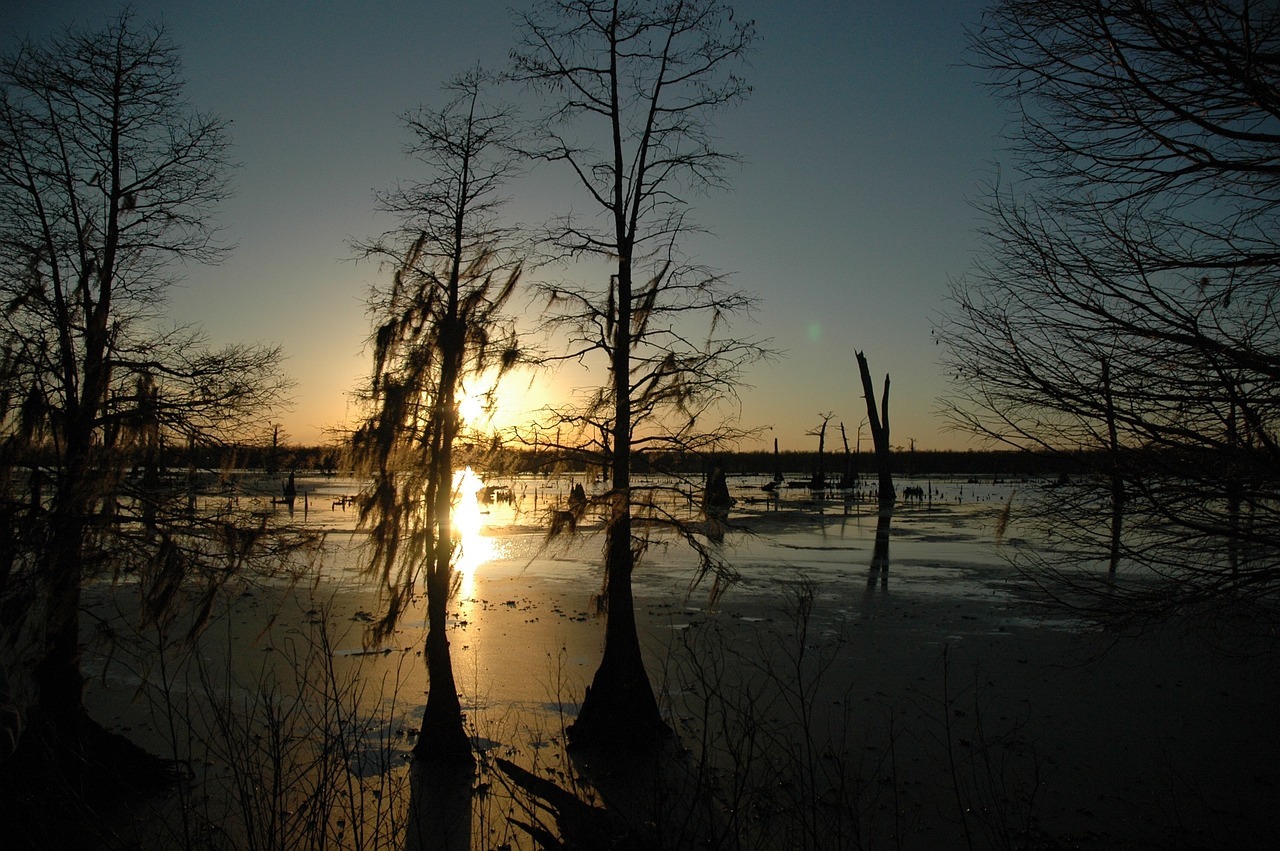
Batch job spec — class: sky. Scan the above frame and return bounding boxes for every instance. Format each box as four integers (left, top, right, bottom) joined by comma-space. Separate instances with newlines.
4, 0, 1007, 452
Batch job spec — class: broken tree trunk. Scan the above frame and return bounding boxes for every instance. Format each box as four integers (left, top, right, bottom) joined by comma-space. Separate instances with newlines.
855, 351, 894, 506
839, 422, 853, 489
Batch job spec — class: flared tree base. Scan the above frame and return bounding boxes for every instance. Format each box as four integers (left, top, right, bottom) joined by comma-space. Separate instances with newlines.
566, 677, 671, 753
412, 711, 475, 765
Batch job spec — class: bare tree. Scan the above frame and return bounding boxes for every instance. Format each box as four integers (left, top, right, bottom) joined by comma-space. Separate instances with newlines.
0, 9, 302, 752
805, 412, 835, 490
0, 33, 308, 831
855, 352, 893, 505
511, 0, 763, 749
351, 69, 523, 764
936, 0, 1280, 620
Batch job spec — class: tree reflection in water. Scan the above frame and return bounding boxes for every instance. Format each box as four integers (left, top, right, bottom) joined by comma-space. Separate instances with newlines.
405, 761, 474, 851
402, 468, 495, 850
868, 505, 892, 593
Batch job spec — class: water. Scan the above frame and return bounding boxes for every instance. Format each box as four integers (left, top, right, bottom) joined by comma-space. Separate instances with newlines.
68, 469, 1280, 848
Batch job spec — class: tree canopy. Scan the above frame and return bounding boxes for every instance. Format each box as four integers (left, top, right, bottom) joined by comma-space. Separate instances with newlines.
937, 0, 1280, 620
0, 10, 296, 754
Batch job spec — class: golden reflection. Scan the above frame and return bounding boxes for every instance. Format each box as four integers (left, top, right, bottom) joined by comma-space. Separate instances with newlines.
452, 467, 498, 597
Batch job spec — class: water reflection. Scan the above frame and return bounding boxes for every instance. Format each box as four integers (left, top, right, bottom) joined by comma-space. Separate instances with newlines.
867, 504, 892, 593
404, 761, 473, 851
452, 467, 501, 601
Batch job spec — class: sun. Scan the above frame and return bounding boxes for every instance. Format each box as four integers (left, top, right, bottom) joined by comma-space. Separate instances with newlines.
456, 367, 546, 431
458, 389, 487, 425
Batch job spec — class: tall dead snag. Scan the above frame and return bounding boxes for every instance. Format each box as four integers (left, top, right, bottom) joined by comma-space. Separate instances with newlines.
856, 351, 894, 505
806, 413, 835, 490
838, 422, 854, 490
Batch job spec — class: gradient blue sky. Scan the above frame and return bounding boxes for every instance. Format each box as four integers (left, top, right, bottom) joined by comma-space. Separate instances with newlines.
5, 0, 1005, 451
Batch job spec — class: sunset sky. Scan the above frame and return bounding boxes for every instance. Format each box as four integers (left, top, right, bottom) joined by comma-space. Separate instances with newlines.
5, 0, 1004, 452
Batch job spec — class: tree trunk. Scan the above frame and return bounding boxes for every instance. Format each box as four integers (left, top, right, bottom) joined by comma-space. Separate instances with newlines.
1101, 357, 1125, 580
568, 506, 668, 748
414, 564, 472, 763
413, 295, 473, 762
569, 269, 668, 750
856, 351, 894, 506
814, 419, 827, 489
33, 540, 86, 737
840, 423, 852, 489
32, 410, 96, 740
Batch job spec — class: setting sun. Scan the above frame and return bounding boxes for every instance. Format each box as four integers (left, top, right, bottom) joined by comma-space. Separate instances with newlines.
458, 390, 487, 425
455, 366, 546, 433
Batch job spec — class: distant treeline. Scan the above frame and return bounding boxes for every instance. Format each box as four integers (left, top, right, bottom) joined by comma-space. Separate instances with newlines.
11, 441, 1260, 484
646, 449, 1073, 479
201, 444, 1103, 480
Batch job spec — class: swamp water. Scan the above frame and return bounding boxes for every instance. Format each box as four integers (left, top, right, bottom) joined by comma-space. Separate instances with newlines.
77, 473, 1280, 849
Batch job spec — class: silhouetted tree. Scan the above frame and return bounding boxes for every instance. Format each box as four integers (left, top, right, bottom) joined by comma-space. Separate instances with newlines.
265, 423, 287, 474
512, 0, 763, 749
936, 0, 1280, 621
805, 412, 835, 490
0, 10, 297, 761
351, 69, 523, 763
855, 352, 893, 505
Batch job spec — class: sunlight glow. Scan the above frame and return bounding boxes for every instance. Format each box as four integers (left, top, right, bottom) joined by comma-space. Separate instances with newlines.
458, 390, 487, 425
454, 366, 546, 433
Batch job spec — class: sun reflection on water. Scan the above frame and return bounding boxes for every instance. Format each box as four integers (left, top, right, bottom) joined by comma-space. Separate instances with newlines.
452, 467, 500, 597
